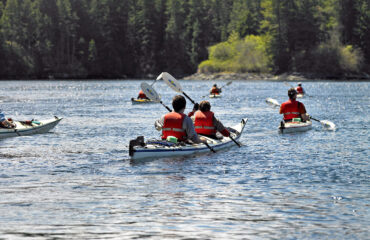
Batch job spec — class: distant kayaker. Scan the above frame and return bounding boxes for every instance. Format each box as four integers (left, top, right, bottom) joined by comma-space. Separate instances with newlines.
279, 88, 309, 122
192, 100, 230, 139
155, 95, 206, 144
0, 109, 15, 128
210, 84, 221, 95
137, 90, 149, 99
295, 83, 305, 94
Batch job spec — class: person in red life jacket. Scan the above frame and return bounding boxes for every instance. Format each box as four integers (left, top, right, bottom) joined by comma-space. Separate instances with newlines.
192, 100, 230, 139
0, 109, 15, 128
210, 84, 221, 95
155, 95, 206, 143
295, 82, 305, 94
279, 88, 310, 122
137, 90, 149, 99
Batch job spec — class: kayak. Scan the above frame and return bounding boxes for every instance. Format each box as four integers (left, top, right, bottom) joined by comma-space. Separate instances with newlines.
129, 118, 248, 160
0, 116, 62, 139
131, 98, 154, 104
279, 120, 312, 133
297, 93, 304, 98
209, 94, 222, 98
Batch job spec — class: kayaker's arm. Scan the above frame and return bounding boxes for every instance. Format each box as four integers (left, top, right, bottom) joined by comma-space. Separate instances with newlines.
213, 116, 230, 137
154, 115, 165, 131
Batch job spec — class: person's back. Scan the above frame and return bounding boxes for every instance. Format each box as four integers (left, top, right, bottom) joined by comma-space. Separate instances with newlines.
193, 101, 230, 138
280, 88, 309, 122
296, 83, 305, 94
155, 95, 205, 143
137, 90, 148, 99
210, 84, 221, 95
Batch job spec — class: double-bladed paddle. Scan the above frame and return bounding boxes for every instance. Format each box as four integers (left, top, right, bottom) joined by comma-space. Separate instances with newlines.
141, 82, 216, 153
309, 116, 336, 130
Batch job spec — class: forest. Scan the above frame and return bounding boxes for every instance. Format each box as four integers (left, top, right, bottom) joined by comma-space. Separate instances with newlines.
0, 0, 369, 79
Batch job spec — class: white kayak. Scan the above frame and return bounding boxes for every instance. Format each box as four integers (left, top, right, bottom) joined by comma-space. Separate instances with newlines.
131, 98, 154, 104
297, 93, 304, 98
209, 94, 222, 98
129, 118, 247, 160
0, 116, 62, 139
279, 120, 312, 133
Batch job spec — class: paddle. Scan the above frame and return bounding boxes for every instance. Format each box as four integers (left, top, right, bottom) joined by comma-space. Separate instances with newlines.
309, 116, 336, 130
202, 81, 232, 98
159, 72, 197, 105
141, 82, 216, 153
140, 82, 172, 112
265, 97, 280, 107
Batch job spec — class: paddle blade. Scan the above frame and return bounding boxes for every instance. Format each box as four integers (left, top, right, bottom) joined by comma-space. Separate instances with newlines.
320, 120, 336, 130
140, 82, 161, 102
266, 98, 280, 107
156, 72, 163, 80
162, 72, 183, 93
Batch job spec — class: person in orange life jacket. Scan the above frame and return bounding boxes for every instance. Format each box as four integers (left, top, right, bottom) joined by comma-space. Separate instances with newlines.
0, 109, 15, 128
192, 100, 230, 138
137, 90, 149, 99
154, 95, 207, 144
210, 84, 221, 95
295, 82, 305, 94
279, 88, 309, 122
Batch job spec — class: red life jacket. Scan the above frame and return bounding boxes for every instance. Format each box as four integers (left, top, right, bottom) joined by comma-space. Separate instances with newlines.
194, 111, 216, 135
162, 112, 187, 141
210, 87, 220, 94
138, 90, 147, 99
296, 86, 304, 94
280, 99, 301, 120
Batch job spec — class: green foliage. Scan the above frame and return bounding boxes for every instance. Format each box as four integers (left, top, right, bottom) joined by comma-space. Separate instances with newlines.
199, 34, 271, 73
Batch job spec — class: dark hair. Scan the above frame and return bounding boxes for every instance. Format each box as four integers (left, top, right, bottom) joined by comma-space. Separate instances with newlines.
199, 100, 211, 112
172, 95, 186, 112
213, 84, 217, 87
288, 88, 297, 99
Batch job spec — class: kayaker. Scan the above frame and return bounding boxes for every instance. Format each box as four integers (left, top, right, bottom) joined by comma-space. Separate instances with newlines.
192, 100, 230, 139
0, 109, 15, 128
295, 83, 305, 94
137, 90, 149, 99
210, 84, 221, 95
280, 88, 309, 122
155, 95, 206, 144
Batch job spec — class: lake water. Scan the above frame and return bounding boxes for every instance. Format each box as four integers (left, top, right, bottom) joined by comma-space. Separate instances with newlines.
0, 80, 369, 239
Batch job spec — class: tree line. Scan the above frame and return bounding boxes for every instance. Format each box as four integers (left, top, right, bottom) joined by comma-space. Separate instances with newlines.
0, 0, 369, 79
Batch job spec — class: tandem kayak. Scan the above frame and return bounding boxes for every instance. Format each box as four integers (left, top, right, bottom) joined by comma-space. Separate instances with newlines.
131, 98, 154, 104
209, 94, 222, 98
0, 116, 62, 139
129, 118, 248, 160
279, 120, 312, 134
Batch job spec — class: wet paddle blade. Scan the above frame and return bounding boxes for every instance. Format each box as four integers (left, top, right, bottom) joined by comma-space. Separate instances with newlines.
320, 120, 336, 130
162, 72, 183, 93
156, 72, 163, 80
140, 82, 161, 102
266, 98, 280, 107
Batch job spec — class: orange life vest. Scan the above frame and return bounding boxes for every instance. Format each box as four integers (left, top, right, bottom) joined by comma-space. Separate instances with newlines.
138, 90, 147, 99
296, 86, 304, 94
210, 87, 220, 95
280, 99, 301, 120
162, 112, 187, 141
194, 111, 216, 135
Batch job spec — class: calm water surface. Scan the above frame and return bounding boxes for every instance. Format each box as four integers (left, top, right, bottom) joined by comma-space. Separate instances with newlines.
0, 80, 369, 239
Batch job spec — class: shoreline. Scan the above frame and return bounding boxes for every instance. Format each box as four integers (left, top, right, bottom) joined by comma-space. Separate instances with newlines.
182, 72, 370, 81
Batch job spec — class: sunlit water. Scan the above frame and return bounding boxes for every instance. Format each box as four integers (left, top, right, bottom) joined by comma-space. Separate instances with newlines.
0, 80, 369, 239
